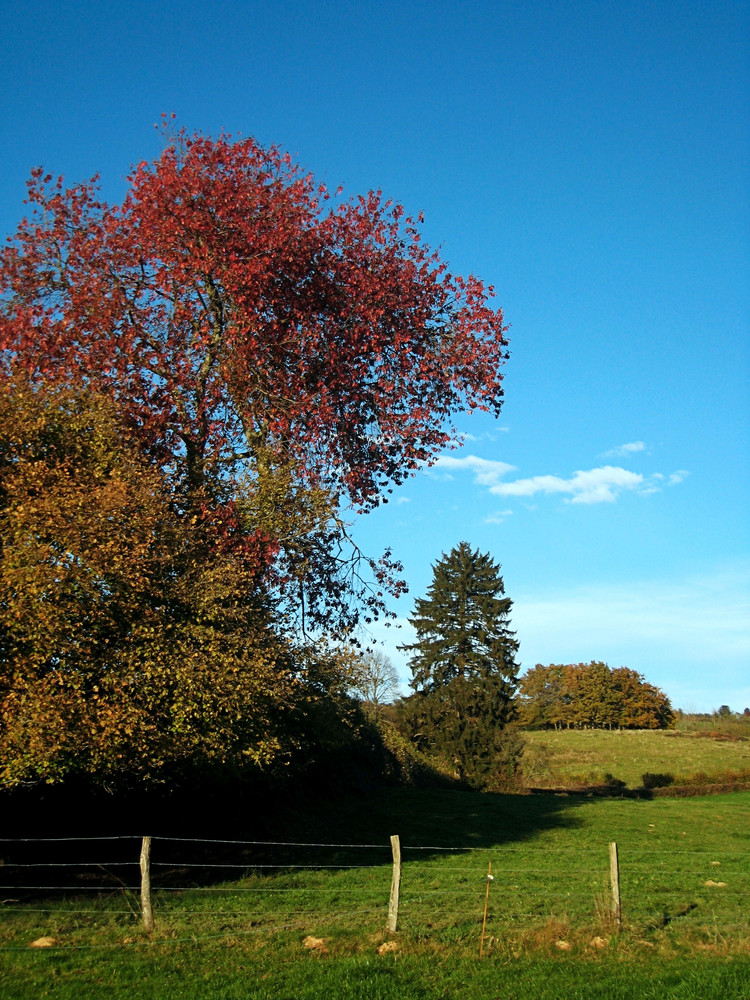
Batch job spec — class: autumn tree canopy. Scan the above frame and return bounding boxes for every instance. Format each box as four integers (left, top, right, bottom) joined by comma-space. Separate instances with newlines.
0, 379, 303, 786
518, 662, 674, 730
0, 121, 509, 635
0, 125, 512, 787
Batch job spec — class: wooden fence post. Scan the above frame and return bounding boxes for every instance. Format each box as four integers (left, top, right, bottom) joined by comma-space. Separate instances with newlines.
480, 860, 493, 958
386, 834, 401, 933
609, 841, 622, 930
140, 836, 155, 933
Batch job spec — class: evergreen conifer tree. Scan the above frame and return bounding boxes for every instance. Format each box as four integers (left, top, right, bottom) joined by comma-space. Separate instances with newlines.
398, 542, 521, 786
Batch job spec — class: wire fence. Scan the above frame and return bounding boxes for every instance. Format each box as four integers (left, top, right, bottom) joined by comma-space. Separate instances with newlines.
0, 834, 747, 951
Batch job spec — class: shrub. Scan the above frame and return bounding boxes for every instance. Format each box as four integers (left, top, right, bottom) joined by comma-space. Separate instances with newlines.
601, 772, 626, 789
641, 772, 675, 789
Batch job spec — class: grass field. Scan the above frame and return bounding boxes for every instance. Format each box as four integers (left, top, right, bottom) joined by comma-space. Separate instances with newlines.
521, 727, 750, 789
1, 950, 748, 999
2, 787, 749, 998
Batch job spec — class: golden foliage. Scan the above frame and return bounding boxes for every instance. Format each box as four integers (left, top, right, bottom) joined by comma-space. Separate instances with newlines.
0, 378, 299, 786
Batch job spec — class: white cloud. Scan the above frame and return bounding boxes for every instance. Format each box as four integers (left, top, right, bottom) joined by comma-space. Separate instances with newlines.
490, 465, 644, 504
395, 496, 411, 505
431, 456, 688, 508
602, 441, 648, 459
430, 453, 688, 506
432, 454, 516, 486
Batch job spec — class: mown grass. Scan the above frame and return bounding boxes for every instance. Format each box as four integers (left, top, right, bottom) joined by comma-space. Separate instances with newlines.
2, 950, 750, 1000
521, 728, 750, 789
2, 789, 749, 998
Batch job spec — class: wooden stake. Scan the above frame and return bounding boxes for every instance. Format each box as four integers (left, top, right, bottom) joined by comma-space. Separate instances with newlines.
386, 834, 401, 933
609, 841, 622, 931
480, 860, 493, 958
140, 836, 154, 934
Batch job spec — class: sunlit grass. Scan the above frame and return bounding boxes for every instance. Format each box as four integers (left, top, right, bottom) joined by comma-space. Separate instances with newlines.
3, 736, 749, 1000
2, 790, 748, 1000
522, 728, 750, 788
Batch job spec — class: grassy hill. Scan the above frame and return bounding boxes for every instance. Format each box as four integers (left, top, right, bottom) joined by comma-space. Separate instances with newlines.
521, 726, 750, 789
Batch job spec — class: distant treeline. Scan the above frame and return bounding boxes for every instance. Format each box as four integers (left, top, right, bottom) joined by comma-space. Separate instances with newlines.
518, 661, 674, 730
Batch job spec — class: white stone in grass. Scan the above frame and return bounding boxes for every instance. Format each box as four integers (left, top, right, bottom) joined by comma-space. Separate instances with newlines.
302, 935, 328, 954
377, 940, 399, 955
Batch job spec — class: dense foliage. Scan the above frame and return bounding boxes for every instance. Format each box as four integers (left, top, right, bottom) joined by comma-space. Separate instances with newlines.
518, 661, 674, 730
0, 380, 304, 785
0, 126, 511, 788
399, 543, 521, 787
0, 120, 509, 637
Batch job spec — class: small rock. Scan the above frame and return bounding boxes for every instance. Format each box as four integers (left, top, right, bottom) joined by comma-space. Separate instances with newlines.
555, 939, 572, 951
29, 937, 56, 948
302, 935, 328, 954
704, 880, 727, 887
589, 936, 608, 949
377, 940, 399, 955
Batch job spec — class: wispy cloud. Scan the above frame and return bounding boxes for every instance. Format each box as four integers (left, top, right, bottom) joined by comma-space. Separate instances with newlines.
432, 455, 516, 486
456, 428, 510, 445
602, 441, 648, 459
512, 562, 750, 710
365, 563, 750, 712
484, 509, 514, 524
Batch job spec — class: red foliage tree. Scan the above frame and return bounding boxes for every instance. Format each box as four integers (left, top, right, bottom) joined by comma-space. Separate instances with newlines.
0, 121, 509, 632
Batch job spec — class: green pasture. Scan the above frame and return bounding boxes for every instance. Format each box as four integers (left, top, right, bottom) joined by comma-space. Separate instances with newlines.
2, 788, 749, 998
521, 728, 750, 788
1, 950, 748, 1000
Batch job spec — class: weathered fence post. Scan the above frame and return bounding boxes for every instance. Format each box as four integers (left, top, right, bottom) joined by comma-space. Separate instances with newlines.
609, 841, 622, 930
479, 860, 493, 958
140, 836, 155, 933
386, 834, 401, 933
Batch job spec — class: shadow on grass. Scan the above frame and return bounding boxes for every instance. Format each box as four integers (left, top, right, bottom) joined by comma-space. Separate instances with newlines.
0, 778, 587, 900
278, 784, 587, 852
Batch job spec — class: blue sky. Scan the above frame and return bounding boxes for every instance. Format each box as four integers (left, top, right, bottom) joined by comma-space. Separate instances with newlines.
2, 0, 748, 711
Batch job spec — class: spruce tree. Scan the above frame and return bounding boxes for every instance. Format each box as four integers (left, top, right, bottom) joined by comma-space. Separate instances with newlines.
399, 542, 520, 786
